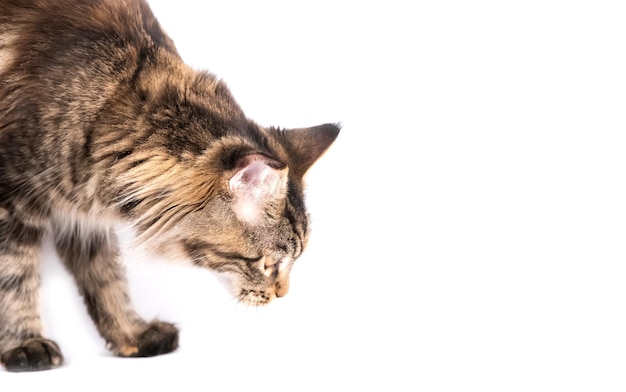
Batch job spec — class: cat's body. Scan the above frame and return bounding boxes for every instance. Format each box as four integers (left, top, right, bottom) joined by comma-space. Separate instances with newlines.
0, 0, 338, 372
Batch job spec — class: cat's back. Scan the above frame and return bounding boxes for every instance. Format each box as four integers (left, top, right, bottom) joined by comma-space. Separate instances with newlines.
0, 0, 144, 38
0, 0, 176, 71
0, 0, 166, 33
0, 0, 178, 142
0, 0, 180, 190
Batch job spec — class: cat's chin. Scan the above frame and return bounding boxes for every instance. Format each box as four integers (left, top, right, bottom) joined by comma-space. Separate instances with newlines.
212, 273, 277, 306
239, 288, 278, 306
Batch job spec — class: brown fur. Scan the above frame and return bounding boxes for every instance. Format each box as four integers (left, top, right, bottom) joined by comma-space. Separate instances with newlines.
0, 0, 339, 372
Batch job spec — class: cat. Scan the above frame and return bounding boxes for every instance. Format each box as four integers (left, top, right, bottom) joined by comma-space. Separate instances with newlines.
0, 0, 339, 372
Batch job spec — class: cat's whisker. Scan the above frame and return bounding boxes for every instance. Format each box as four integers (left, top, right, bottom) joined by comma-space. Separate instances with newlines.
231, 295, 245, 310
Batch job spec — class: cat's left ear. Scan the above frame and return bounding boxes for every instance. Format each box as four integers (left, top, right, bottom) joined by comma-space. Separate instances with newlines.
229, 154, 289, 224
275, 123, 341, 177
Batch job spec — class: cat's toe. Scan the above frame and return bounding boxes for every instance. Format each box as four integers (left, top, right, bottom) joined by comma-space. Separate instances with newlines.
0, 338, 64, 372
125, 321, 179, 357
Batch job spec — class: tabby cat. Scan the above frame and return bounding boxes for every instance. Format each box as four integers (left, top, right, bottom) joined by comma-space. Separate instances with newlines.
0, 0, 339, 372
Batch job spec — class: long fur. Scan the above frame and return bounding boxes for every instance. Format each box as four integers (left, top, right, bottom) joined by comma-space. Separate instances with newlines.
0, 0, 339, 372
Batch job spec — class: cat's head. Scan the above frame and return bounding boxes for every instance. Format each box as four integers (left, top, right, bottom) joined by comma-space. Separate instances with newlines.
132, 123, 340, 305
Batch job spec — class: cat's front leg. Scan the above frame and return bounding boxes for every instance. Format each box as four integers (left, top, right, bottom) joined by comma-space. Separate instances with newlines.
54, 227, 179, 357
0, 211, 64, 372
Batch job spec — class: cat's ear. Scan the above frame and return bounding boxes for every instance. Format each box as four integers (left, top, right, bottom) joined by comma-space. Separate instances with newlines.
276, 123, 341, 177
229, 154, 288, 224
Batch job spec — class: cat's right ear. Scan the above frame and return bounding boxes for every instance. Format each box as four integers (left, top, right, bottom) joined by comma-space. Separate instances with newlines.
276, 123, 341, 177
228, 154, 289, 225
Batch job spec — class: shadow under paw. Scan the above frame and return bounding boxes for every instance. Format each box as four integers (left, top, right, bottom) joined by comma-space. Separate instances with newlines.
124, 321, 179, 358
0, 338, 64, 372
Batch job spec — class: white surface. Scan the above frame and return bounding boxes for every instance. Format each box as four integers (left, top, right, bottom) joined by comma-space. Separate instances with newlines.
2, 1, 625, 390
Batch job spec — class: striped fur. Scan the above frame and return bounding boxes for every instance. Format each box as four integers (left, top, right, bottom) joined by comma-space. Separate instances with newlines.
0, 0, 339, 372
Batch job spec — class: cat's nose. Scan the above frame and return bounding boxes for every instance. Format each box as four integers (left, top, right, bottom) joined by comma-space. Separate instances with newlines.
275, 279, 289, 297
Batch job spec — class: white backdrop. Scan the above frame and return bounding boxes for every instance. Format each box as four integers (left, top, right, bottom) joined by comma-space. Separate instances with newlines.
2, 1, 625, 390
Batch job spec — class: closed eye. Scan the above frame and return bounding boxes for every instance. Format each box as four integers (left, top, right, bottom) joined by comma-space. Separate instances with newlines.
240, 255, 263, 263
183, 239, 261, 264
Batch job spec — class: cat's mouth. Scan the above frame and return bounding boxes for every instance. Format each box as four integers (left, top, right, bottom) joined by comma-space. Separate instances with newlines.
238, 278, 290, 306
237, 275, 290, 306
209, 255, 294, 306
239, 288, 276, 306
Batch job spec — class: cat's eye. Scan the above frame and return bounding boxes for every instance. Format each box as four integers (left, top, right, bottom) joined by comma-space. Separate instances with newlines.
237, 255, 263, 263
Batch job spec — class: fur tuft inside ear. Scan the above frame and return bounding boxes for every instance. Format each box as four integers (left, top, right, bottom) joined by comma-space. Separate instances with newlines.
229, 154, 288, 224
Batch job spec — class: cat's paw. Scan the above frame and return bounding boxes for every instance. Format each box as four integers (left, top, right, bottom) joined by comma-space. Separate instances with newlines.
117, 321, 179, 358
0, 338, 64, 372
